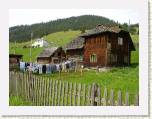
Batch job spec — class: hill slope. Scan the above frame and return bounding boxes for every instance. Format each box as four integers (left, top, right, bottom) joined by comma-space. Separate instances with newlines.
9, 30, 81, 61
9, 15, 117, 42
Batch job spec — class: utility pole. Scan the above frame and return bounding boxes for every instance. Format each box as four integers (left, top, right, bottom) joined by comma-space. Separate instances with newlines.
128, 19, 130, 65
14, 40, 16, 54
128, 19, 130, 32
30, 32, 33, 62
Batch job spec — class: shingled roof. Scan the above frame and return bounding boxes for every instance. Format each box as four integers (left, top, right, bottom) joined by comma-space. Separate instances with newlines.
66, 37, 85, 50
37, 47, 59, 58
81, 25, 122, 37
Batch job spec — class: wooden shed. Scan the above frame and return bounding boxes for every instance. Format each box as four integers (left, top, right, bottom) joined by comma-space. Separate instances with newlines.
66, 37, 84, 61
9, 54, 23, 70
66, 25, 135, 67
37, 47, 66, 64
9, 54, 23, 65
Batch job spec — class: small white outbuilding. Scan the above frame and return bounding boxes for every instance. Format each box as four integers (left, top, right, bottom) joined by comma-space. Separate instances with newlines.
32, 38, 49, 48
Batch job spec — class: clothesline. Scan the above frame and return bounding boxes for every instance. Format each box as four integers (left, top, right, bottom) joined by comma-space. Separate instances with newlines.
19, 60, 77, 74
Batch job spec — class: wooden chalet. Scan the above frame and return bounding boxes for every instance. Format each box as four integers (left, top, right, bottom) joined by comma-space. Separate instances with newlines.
66, 25, 135, 67
37, 47, 66, 64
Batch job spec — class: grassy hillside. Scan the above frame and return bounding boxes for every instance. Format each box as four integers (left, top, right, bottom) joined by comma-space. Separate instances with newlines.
9, 30, 81, 62
43, 30, 81, 47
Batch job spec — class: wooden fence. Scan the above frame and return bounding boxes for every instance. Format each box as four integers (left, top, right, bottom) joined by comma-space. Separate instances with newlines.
9, 71, 139, 106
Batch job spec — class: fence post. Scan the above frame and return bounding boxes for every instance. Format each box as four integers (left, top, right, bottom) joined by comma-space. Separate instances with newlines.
91, 83, 98, 106
97, 86, 101, 106
48, 79, 52, 106
65, 82, 69, 106
73, 83, 77, 106
87, 85, 91, 106
82, 84, 86, 106
51, 80, 55, 106
58, 80, 62, 106
134, 93, 139, 106
103, 87, 108, 106
15, 72, 18, 97
77, 83, 81, 106
61, 82, 65, 106
125, 92, 129, 106
110, 89, 114, 106
69, 82, 73, 106
54, 80, 58, 106
117, 90, 122, 106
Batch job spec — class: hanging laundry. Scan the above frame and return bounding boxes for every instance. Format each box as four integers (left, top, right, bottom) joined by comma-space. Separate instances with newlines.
38, 64, 43, 74
46, 64, 51, 74
20, 62, 25, 71
42, 65, 46, 74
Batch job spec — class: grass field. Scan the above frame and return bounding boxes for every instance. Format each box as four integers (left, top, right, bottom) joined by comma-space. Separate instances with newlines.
9, 96, 31, 106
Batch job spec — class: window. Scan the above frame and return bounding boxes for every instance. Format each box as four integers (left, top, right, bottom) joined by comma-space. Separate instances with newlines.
118, 37, 123, 45
90, 54, 97, 63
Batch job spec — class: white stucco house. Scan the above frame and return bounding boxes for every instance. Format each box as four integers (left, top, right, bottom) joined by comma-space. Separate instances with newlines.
32, 38, 49, 48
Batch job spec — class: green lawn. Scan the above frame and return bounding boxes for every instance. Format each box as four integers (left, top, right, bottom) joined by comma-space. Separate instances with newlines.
9, 96, 31, 106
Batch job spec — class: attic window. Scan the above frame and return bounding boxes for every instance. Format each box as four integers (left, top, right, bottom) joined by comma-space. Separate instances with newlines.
118, 37, 123, 45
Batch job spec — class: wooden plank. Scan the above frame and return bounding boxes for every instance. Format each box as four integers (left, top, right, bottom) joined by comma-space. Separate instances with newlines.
77, 83, 81, 106
34, 75, 37, 106
125, 92, 129, 106
110, 89, 114, 106
97, 87, 101, 106
73, 83, 77, 106
9, 72, 13, 96
87, 85, 91, 106
42, 78, 46, 106
117, 90, 122, 106
134, 93, 139, 106
61, 82, 65, 106
69, 82, 72, 106
91, 83, 95, 106
15, 72, 18, 97
103, 87, 108, 106
30, 74, 34, 105
58, 80, 62, 106
39, 77, 43, 106
48, 79, 52, 106
46, 78, 50, 106
51, 80, 55, 106
27, 72, 30, 101
65, 82, 69, 106
82, 84, 86, 106
36, 75, 39, 106
21, 72, 24, 99
54, 80, 59, 106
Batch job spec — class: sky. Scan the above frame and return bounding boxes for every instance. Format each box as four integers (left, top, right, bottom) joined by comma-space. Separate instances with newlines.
9, 9, 139, 27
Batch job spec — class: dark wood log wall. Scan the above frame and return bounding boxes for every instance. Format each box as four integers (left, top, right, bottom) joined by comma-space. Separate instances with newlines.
83, 32, 130, 67
107, 32, 130, 66
83, 34, 108, 67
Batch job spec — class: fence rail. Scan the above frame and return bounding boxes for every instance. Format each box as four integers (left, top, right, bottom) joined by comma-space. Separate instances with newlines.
9, 71, 139, 106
